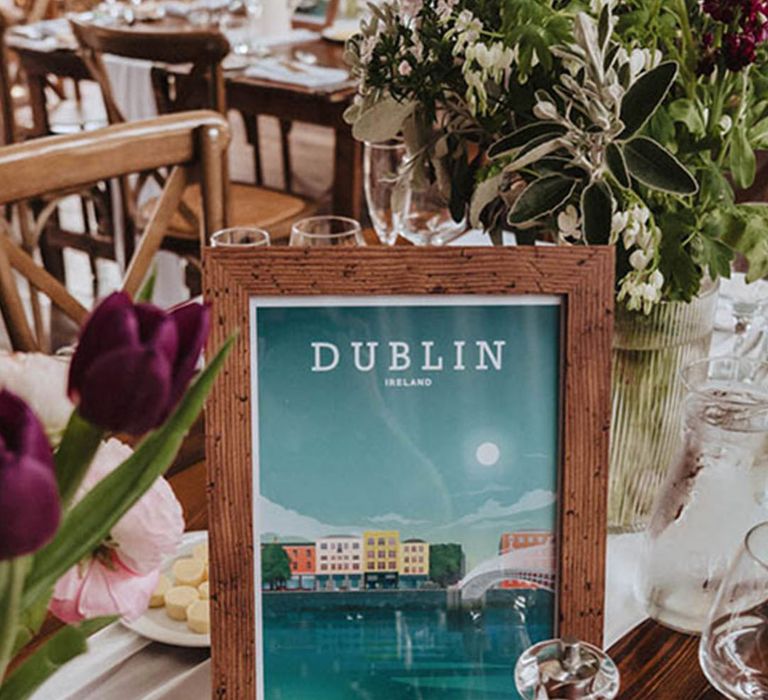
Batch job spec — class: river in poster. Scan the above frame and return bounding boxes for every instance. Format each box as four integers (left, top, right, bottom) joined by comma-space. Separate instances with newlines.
251, 296, 562, 700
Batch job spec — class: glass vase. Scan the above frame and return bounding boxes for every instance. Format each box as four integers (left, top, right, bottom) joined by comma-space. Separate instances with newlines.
608, 282, 719, 533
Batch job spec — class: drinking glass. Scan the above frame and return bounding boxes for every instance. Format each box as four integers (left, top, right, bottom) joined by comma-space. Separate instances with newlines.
515, 637, 620, 699
700, 521, 768, 698
211, 227, 270, 247
639, 357, 768, 634
289, 216, 364, 247
363, 140, 406, 246
399, 176, 467, 246
721, 275, 768, 356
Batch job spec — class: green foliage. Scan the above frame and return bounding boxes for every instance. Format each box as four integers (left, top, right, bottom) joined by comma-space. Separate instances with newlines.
428, 544, 464, 587
262, 544, 292, 588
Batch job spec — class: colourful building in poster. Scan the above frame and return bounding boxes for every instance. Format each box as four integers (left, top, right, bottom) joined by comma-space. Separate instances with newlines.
498, 530, 555, 590
400, 538, 429, 589
364, 530, 400, 589
282, 542, 316, 591
499, 530, 554, 553
315, 535, 364, 590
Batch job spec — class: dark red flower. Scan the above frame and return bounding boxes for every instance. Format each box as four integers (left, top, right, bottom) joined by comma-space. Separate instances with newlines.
723, 31, 757, 70
68, 292, 210, 436
0, 390, 60, 560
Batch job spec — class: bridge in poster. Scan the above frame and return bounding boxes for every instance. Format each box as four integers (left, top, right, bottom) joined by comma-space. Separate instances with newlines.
455, 541, 556, 604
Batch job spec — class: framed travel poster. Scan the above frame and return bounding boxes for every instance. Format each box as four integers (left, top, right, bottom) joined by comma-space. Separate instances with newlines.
203, 247, 614, 700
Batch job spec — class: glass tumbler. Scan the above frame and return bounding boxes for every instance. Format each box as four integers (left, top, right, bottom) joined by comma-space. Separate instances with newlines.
700, 521, 768, 699
211, 227, 270, 247
363, 140, 407, 246
289, 216, 364, 247
639, 357, 768, 634
515, 637, 620, 699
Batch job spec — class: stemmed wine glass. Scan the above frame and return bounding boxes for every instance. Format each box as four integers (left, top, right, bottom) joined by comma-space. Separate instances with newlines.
363, 139, 407, 246
700, 521, 768, 698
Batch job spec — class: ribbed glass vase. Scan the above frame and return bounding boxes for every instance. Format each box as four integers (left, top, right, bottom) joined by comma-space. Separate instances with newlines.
608, 283, 719, 533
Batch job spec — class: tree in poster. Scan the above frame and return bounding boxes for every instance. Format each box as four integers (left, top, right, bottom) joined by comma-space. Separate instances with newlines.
262, 543, 291, 589
429, 543, 465, 587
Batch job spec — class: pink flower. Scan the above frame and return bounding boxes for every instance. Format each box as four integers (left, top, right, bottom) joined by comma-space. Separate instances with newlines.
50, 439, 184, 623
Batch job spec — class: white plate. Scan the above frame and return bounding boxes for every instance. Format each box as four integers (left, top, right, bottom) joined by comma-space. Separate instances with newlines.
321, 20, 358, 43
120, 530, 210, 648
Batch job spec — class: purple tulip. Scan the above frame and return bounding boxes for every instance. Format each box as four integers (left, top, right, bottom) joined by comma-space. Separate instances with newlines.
68, 292, 210, 436
0, 390, 60, 560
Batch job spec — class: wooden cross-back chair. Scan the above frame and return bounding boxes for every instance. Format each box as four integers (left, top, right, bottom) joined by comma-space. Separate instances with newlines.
0, 110, 228, 352
70, 19, 316, 246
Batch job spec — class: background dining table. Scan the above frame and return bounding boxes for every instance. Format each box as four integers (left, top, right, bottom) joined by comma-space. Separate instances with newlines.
5, 14, 363, 219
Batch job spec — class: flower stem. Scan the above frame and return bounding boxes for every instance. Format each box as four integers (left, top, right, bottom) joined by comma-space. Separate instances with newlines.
0, 558, 29, 684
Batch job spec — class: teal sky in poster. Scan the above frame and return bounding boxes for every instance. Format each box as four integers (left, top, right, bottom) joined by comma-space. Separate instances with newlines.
254, 300, 561, 570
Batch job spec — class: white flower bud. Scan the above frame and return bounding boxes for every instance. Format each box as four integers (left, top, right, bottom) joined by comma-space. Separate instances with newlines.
533, 101, 559, 121
629, 249, 650, 270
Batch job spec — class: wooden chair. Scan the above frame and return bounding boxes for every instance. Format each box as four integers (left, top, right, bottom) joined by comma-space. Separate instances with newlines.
70, 20, 316, 244
0, 110, 228, 351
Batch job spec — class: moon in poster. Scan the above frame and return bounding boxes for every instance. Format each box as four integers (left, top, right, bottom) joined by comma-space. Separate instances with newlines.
475, 442, 500, 466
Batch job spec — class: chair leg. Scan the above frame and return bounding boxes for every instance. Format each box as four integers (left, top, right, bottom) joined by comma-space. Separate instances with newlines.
279, 119, 293, 193
241, 112, 263, 185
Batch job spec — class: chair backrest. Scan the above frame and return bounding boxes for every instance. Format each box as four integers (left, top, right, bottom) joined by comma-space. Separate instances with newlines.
0, 110, 229, 351
70, 20, 230, 122
0, 15, 16, 146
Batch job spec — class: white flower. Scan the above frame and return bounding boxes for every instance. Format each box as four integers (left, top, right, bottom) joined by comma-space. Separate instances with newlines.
410, 35, 424, 61
719, 115, 733, 134
611, 211, 629, 235
629, 49, 645, 80
629, 248, 650, 270
557, 205, 582, 240
0, 352, 73, 442
623, 220, 640, 249
398, 60, 413, 76
649, 269, 664, 289
435, 0, 457, 22
359, 36, 377, 64
533, 100, 559, 120
399, 0, 422, 17
631, 204, 650, 225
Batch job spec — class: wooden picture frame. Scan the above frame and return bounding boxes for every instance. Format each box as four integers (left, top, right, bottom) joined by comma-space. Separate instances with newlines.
203, 246, 614, 699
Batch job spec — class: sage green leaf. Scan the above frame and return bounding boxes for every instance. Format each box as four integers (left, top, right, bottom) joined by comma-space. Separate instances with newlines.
507, 174, 576, 225
581, 180, 613, 243
0, 559, 28, 684
0, 617, 114, 700
22, 337, 234, 609
503, 137, 568, 173
54, 413, 104, 510
469, 173, 502, 228
606, 142, 630, 187
623, 137, 698, 194
351, 96, 416, 143
597, 3, 610, 52
697, 235, 734, 280
730, 124, 756, 189
619, 61, 678, 138
488, 123, 567, 159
